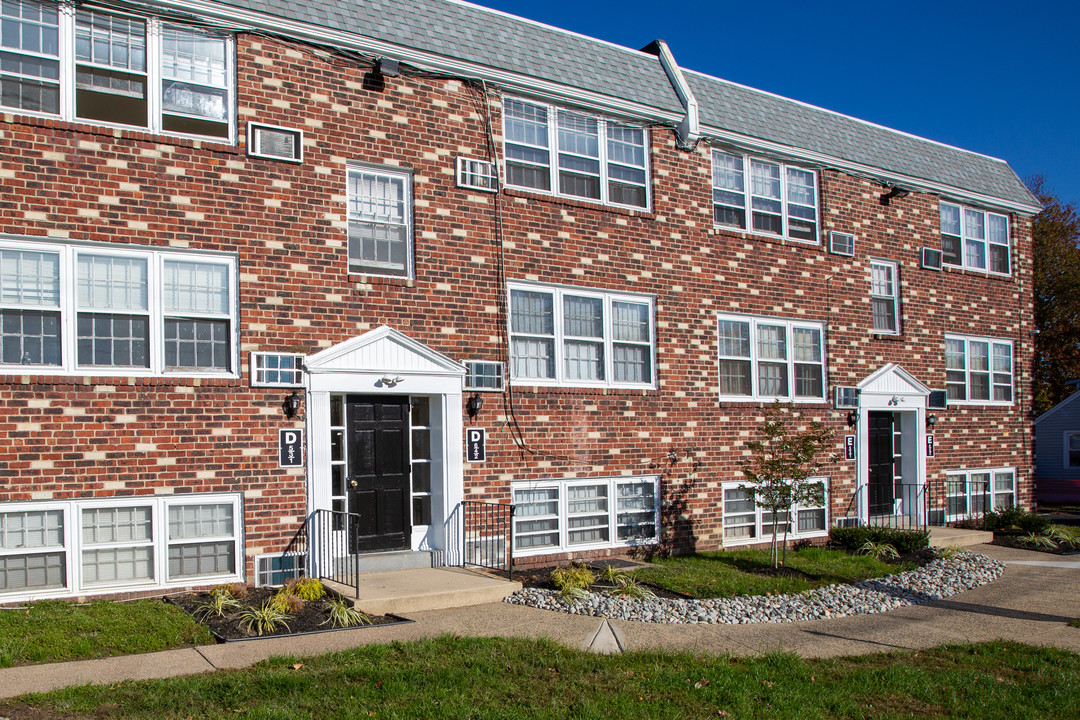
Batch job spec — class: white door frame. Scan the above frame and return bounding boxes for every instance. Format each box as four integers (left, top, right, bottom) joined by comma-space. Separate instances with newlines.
302, 327, 466, 562
854, 364, 930, 524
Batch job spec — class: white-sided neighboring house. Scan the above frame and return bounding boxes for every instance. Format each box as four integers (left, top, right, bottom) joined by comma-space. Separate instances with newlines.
1034, 387, 1080, 503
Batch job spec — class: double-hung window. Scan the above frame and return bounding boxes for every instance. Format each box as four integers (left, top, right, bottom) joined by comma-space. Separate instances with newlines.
503, 97, 649, 209
346, 166, 412, 278
946, 468, 1014, 521
940, 202, 1010, 274
870, 260, 900, 334
508, 282, 655, 388
1066, 432, 1080, 469
0, 238, 237, 376
944, 335, 1013, 404
1, 0, 233, 139
711, 150, 818, 242
716, 313, 826, 401
512, 476, 659, 555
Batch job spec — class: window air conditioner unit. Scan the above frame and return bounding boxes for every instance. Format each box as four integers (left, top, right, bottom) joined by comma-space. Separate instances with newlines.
247, 123, 303, 163
927, 390, 948, 410
829, 231, 855, 257
834, 386, 860, 409
455, 157, 498, 192
921, 247, 943, 270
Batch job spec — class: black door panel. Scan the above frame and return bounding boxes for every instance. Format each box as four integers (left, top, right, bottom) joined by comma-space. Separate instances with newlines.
867, 411, 895, 516
346, 395, 411, 553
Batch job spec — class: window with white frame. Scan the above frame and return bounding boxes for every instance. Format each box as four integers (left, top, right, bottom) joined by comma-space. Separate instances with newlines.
0, 239, 237, 375
511, 476, 658, 555
944, 335, 1013, 404
508, 282, 654, 388
503, 97, 649, 209
0, 494, 242, 598
940, 202, 1010, 274
1066, 432, 1080, 469
870, 260, 900, 334
346, 166, 412, 278
716, 313, 826, 401
464, 360, 504, 391
721, 481, 827, 545
0, 0, 233, 138
711, 150, 818, 242
945, 469, 1014, 521
250, 352, 304, 387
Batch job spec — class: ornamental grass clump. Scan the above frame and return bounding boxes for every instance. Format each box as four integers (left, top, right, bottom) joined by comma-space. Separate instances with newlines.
321, 597, 372, 628
858, 540, 899, 560
551, 564, 595, 599
1020, 532, 1057, 549
237, 600, 291, 637
284, 577, 326, 601
192, 592, 242, 621
611, 573, 656, 600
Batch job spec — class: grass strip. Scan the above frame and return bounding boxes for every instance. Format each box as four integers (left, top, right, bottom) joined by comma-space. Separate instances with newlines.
0, 599, 213, 667
631, 546, 915, 598
3, 637, 1077, 719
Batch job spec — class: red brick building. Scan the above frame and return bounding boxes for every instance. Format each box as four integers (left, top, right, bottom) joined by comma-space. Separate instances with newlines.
0, 0, 1039, 600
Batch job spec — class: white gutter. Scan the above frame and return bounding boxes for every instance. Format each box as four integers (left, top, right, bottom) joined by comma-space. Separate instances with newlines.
647, 40, 699, 150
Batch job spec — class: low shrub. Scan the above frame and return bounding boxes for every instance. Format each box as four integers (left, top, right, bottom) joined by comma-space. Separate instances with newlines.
995, 506, 1026, 529
1016, 513, 1052, 535
283, 577, 326, 601
270, 590, 305, 615
551, 564, 595, 595
829, 526, 930, 555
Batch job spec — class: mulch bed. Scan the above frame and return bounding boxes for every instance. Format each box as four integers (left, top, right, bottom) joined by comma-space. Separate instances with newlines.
991, 530, 1080, 556
168, 587, 407, 642
512, 563, 689, 600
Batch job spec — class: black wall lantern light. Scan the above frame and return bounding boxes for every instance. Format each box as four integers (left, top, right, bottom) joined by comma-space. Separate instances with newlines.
283, 391, 302, 419
846, 410, 859, 427
466, 393, 483, 420
926, 413, 938, 429
879, 184, 910, 206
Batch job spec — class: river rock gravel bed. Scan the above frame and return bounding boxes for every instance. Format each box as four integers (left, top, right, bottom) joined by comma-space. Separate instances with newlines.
504, 552, 1005, 625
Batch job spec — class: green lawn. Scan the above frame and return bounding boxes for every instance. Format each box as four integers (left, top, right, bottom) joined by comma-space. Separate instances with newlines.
0, 599, 213, 667
3, 637, 1077, 719
631, 546, 914, 598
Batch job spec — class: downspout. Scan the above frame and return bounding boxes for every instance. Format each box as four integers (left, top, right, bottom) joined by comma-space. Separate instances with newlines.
641, 39, 700, 150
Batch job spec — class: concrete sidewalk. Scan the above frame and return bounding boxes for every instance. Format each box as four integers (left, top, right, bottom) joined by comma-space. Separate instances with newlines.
1, 543, 1078, 699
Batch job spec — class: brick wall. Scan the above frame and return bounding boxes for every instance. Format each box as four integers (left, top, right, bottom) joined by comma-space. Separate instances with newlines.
0, 33, 1034, 576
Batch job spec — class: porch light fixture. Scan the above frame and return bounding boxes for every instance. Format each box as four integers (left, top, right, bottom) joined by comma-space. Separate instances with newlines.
926, 413, 937, 429
380, 375, 403, 387
847, 410, 859, 427
879, 185, 910, 206
466, 393, 483, 420
283, 391, 302, 419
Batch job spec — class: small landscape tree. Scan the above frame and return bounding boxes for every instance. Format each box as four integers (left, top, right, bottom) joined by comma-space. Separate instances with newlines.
738, 402, 835, 568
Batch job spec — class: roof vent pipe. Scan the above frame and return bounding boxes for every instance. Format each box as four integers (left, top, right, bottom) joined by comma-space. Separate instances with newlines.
641, 39, 700, 151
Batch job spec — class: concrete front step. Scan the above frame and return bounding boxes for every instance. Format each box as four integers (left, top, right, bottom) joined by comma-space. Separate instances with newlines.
334, 550, 435, 575
324, 567, 522, 616
930, 527, 994, 548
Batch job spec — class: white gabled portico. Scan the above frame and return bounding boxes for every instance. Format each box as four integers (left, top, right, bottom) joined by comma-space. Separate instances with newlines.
303, 326, 466, 563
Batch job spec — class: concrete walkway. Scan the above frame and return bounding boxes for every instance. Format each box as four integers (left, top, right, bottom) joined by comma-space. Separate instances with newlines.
1, 543, 1078, 699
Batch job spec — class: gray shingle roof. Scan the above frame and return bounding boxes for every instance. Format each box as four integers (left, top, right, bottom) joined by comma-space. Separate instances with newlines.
210, 0, 1036, 210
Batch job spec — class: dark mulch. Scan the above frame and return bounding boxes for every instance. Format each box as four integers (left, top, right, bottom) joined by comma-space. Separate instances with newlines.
991, 531, 1080, 556
513, 563, 689, 600
169, 587, 403, 641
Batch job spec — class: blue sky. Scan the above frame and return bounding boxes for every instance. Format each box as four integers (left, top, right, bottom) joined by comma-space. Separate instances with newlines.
471, 0, 1079, 208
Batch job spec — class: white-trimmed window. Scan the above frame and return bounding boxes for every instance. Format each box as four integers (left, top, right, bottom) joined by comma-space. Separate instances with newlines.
944, 335, 1013, 404
464, 360, 504, 391
1066, 432, 1080, 469
250, 352, 304, 387
508, 282, 655, 388
503, 97, 649, 209
870, 260, 900, 334
721, 480, 828, 546
511, 476, 659, 555
716, 313, 826, 401
711, 150, 818, 242
0, 238, 237, 376
346, 166, 412, 278
940, 202, 1010, 275
0, 494, 242, 599
0, 0, 233, 139
945, 468, 1015, 521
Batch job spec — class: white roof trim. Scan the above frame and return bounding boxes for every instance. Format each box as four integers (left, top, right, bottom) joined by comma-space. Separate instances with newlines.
857, 363, 931, 396
305, 325, 466, 376
1034, 388, 1080, 426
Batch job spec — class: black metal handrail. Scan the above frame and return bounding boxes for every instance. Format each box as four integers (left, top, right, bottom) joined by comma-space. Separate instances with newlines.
308, 508, 364, 598
461, 501, 515, 580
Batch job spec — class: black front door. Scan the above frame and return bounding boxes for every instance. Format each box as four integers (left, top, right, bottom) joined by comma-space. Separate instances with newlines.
346, 395, 411, 553
867, 411, 895, 516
